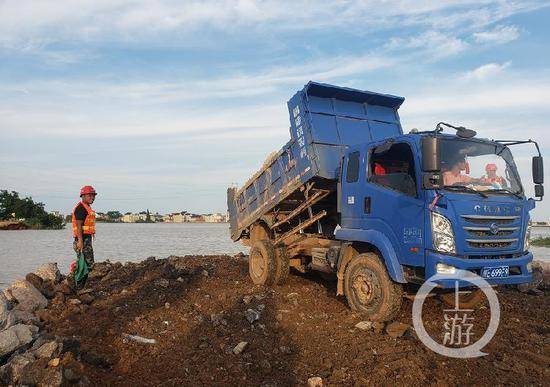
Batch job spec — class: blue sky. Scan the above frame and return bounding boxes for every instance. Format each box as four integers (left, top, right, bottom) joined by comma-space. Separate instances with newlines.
1, 0, 550, 219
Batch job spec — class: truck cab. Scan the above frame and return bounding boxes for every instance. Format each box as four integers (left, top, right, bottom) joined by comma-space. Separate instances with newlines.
338, 132, 540, 292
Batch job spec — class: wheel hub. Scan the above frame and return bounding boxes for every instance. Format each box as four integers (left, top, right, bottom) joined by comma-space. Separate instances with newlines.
352, 274, 373, 304
250, 251, 265, 277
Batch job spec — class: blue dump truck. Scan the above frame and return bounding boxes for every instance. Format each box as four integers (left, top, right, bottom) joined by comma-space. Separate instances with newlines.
227, 81, 544, 321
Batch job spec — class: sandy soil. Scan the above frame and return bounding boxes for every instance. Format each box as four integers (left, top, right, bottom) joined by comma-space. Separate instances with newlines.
39, 254, 549, 386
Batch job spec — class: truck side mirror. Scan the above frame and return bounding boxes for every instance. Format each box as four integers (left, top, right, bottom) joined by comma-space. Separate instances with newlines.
422, 137, 440, 172
535, 184, 544, 198
422, 137, 441, 189
533, 156, 544, 184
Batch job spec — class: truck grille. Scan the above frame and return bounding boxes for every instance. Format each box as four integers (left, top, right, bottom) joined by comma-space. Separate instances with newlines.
461, 215, 518, 225
466, 239, 517, 249
467, 253, 524, 260
461, 215, 521, 250
463, 227, 517, 237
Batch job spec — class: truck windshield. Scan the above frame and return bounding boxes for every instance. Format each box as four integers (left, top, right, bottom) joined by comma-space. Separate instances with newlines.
440, 138, 523, 195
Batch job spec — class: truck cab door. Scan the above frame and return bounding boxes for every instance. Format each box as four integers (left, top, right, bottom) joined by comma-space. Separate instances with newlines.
347, 140, 425, 267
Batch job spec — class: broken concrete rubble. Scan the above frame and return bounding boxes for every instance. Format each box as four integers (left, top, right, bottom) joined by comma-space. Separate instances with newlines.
34, 341, 58, 359
0, 294, 8, 329
5, 309, 39, 328
245, 308, 261, 323
0, 324, 36, 357
9, 280, 48, 312
34, 263, 62, 284
233, 341, 248, 355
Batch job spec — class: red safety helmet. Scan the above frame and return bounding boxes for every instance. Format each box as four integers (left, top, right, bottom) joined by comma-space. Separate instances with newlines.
80, 185, 97, 197
485, 163, 497, 171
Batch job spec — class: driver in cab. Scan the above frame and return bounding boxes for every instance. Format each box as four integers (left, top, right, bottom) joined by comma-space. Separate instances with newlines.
442, 156, 477, 186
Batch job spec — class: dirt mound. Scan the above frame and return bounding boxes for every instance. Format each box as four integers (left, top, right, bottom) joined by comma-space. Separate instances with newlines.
31, 255, 550, 385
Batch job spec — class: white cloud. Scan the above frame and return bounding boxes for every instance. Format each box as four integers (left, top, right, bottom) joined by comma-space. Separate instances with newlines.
0, 49, 399, 138
473, 25, 521, 44
402, 78, 550, 116
462, 62, 511, 80
386, 30, 469, 58
399, 68, 550, 163
0, 1, 545, 51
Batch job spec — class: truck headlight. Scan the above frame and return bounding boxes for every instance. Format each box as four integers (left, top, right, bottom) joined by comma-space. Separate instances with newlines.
431, 212, 456, 254
524, 224, 531, 252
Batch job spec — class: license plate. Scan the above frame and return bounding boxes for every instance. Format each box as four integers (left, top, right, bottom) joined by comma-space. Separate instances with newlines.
481, 266, 509, 278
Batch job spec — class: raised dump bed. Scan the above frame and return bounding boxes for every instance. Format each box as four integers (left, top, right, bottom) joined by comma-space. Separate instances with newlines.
227, 81, 405, 242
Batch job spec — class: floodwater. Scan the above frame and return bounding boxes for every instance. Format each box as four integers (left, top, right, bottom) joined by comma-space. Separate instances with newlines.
1, 223, 549, 289
0, 222, 247, 289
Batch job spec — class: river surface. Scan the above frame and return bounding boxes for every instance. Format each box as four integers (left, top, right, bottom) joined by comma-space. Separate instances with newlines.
1, 223, 549, 289
0, 223, 247, 289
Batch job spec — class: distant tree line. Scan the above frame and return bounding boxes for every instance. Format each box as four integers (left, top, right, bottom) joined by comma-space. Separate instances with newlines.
0, 190, 64, 229
97, 211, 124, 222
65, 210, 124, 223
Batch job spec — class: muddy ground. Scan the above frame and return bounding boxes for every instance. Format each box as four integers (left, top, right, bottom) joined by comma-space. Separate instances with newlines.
39, 255, 549, 386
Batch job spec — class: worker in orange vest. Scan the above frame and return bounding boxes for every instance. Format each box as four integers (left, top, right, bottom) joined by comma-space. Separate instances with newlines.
72, 186, 97, 279
482, 163, 507, 187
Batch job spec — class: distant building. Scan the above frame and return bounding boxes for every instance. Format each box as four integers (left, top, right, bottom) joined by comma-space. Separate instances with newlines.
203, 213, 228, 223
185, 214, 203, 222
122, 213, 142, 223
95, 212, 110, 222
120, 210, 227, 223
172, 212, 186, 223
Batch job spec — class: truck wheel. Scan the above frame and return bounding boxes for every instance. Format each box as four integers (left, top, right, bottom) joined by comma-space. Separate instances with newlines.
250, 223, 271, 243
343, 253, 403, 321
439, 289, 485, 309
249, 240, 277, 285
274, 245, 289, 285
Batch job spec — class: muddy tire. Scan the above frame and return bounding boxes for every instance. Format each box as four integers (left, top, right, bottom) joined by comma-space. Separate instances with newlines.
343, 253, 403, 321
249, 240, 277, 285
274, 245, 290, 285
439, 289, 485, 309
250, 223, 272, 243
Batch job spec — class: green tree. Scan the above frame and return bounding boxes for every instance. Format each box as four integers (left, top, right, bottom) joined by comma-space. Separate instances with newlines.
0, 190, 64, 229
106, 211, 122, 220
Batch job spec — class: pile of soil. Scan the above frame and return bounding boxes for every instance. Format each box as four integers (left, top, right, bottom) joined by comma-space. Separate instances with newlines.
38, 255, 548, 386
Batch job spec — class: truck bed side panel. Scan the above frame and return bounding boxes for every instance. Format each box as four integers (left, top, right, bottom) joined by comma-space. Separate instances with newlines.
228, 81, 405, 241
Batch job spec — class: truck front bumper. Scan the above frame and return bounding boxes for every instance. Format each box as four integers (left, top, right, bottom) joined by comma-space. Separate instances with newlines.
425, 250, 533, 289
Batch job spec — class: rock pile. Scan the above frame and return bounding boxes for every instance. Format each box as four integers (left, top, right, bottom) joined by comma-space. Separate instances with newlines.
0, 254, 548, 386
0, 263, 89, 386
517, 260, 550, 294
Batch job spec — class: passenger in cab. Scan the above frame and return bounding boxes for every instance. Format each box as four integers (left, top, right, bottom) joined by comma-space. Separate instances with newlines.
482, 163, 507, 187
